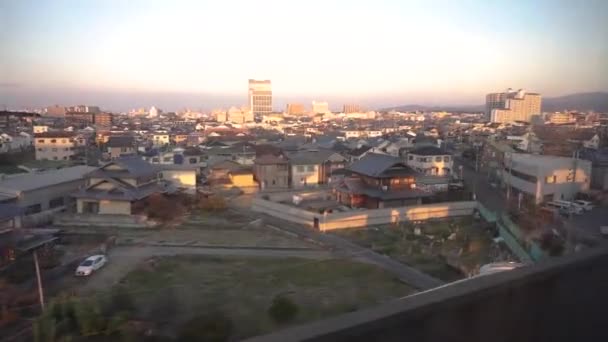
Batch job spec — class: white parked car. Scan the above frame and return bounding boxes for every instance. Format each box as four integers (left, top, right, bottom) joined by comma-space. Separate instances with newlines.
75, 255, 107, 276
573, 200, 594, 211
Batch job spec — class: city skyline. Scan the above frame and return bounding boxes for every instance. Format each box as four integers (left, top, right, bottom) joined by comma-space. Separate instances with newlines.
2, 0, 608, 111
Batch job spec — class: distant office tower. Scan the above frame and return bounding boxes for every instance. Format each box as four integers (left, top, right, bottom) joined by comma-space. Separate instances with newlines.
312, 101, 330, 114
286, 103, 305, 115
44, 105, 66, 117
93, 112, 113, 127
343, 104, 362, 114
227, 106, 254, 124
486, 89, 541, 123
212, 109, 227, 123
548, 112, 574, 125
67, 105, 100, 113
149, 106, 159, 118
248, 79, 272, 115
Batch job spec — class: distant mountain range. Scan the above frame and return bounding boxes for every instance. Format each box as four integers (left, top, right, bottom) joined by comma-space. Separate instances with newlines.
380, 92, 608, 113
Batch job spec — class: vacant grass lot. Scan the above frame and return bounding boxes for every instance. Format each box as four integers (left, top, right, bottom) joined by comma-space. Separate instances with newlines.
115, 255, 414, 339
332, 217, 496, 281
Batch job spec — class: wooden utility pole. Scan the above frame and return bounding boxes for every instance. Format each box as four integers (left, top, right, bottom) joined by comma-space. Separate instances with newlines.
33, 250, 45, 310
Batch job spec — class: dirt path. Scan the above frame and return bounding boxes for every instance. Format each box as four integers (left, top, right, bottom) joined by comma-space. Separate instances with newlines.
78, 245, 333, 294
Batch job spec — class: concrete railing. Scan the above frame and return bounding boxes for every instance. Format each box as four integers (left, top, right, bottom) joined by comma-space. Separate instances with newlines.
53, 213, 153, 228
246, 247, 608, 342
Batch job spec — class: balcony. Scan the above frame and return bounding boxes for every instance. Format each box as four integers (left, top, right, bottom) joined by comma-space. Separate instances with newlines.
247, 247, 608, 342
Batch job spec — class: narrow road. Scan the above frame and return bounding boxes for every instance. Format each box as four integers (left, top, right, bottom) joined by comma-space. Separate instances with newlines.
78, 245, 332, 294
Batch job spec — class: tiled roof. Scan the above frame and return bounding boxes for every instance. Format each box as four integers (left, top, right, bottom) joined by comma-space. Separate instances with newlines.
348, 153, 416, 178
409, 146, 449, 156
0, 166, 95, 193
106, 136, 135, 148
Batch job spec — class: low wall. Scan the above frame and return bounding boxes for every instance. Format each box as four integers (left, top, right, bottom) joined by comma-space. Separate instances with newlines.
252, 196, 477, 231
262, 189, 330, 203
320, 202, 477, 231
53, 213, 153, 228
21, 206, 66, 227
251, 198, 318, 227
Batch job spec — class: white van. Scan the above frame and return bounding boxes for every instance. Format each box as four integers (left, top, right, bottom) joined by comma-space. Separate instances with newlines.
546, 200, 583, 215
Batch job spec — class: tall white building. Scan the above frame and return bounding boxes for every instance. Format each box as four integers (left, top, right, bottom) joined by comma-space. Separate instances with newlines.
486, 88, 541, 123
248, 79, 272, 115
312, 101, 330, 114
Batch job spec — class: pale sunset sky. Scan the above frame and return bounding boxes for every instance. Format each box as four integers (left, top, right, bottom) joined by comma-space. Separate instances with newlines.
1, 0, 607, 111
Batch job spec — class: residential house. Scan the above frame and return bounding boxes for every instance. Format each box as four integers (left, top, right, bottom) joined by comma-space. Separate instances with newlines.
34, 132, 76, 160
158, 164, 198, 193
253, 154, 290, 189
0, 203, 22, 230
405, 146, 453, 176
501, 153, 591, 204
151, 132, 170, 147
346, 145, 373, 162
106, 136, 136, 159
142, 149, 176, 165
334, 153, 432, 209
287, 149, 347, 187
0, 132, 32, 154
72, 157, 164, 216
205, 160, 256, 190
0, 166, 95, 226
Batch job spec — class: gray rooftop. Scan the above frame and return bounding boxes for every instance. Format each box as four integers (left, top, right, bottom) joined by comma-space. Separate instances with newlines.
287, 149, 342, 165
348, 153, 416, 178
0, 165, 95, 194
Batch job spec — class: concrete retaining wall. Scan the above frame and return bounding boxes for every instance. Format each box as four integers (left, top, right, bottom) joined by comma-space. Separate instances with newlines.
251, 198, 318, 227
321, 201, 477, 231
252, 196, 477, 231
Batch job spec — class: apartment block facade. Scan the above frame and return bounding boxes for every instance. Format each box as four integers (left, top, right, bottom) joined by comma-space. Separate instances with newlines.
34, 132, 76, 160
248, 79, 272, 115
486, 89, 541, 123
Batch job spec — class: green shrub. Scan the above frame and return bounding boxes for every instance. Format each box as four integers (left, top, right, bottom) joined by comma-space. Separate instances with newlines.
178, 313, 232, 342
268, 295, 299, 324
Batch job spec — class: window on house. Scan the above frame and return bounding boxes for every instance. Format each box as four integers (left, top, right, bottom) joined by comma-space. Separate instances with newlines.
121, 147, 128, 152
51, 148, 57, 152
297, 165, 305, 172
408, 155, 413, 161
417, 157, 423, 162
63, 156, 68, 160
152, 157, 159, 163
435, 157, 442, 162
25, 204, 42, 215
61, 139, 67, 143
189, 158, 198, 164
64, 148, 69, 151
444, 156, 450, 162
53, 157, 58, 160
50, 139, 56, 143
38, 139, 44, 143
306, 165, 315, 172
37, 148, 43, 151
546, 175, 557, 184
163, 157, 172, 162
49, 197, 64, 208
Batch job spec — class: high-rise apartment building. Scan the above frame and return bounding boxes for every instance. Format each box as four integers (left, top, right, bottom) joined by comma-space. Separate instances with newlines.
312, 101, 330, 114
486, 89, 541, 123
248, 79, 272, 115
286, 103, 305, 115
343, 104, 362, 114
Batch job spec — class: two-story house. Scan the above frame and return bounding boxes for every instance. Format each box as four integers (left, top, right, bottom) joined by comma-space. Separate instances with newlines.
151, 132, 170, 147
405, 146, 453, 176
334, 153, 432, 209
287, 149, 346, 188
34, 132, 76, 160
72, 157, 164, 216
253, 154, 289, 189
106, 136, 136, 159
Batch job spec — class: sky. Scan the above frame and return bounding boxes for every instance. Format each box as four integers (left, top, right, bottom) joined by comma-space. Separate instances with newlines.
1, 0, 607, 111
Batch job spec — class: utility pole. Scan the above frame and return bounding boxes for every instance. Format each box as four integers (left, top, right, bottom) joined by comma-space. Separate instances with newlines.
33, 250, 45, 310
